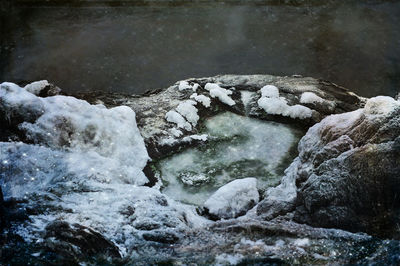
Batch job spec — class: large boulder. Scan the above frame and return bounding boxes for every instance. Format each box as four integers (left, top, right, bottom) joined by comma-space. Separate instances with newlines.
258, 96, 400, 238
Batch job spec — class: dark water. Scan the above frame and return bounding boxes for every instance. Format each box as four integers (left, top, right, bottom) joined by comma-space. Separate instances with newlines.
1, 1, 400, 97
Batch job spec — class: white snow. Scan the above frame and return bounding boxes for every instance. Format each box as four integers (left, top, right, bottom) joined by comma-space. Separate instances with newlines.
258, 94, 313, 119
24, 80, 50, 95
0, 82, 209, 256
300, 92, 325, 104
182, 134, 208, 142
178, 81, 191, 91
165, 110, 192, 131
364, 96, 400, 115
204, 83, 235, 106
176, 100, 199, 126
204, 177, 259, 219
260, 85, 279, 98
170, 128, 183, 137
190, 93, 211, 108
178, 81, 199, 92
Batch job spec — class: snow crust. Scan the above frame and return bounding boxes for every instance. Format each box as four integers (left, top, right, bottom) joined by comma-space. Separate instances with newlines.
257, 85, 313, 119
204, 177, 259, 219
204, 83, 235, 106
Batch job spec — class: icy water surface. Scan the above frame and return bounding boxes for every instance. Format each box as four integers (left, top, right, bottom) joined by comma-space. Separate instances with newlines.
1, 0, 400, 97
158, 112, 304, 205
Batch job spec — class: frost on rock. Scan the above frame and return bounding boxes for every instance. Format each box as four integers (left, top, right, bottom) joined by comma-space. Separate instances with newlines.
176, 100, 199, 126
165, 110, 192, 131
204, 178, 259, 219
190, 93, 211, 108
204, 83, 235, 106
0, 82, 209, 256
257, 85, 313, 119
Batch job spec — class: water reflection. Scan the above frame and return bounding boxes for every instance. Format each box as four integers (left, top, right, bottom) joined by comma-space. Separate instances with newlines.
1, 1, 399, 97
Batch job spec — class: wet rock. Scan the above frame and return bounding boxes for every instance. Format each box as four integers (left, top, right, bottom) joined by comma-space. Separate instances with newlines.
204, 178, 259, 220
259, 96, 400, 238
44, 220, 121, 259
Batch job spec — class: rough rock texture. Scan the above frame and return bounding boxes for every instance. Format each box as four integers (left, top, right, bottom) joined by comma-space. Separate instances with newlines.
258, 96, 400, 238
43, 220, 121, 260
204, 178, 259, 220
3, 75, 399, 265
73, 74, 365, 159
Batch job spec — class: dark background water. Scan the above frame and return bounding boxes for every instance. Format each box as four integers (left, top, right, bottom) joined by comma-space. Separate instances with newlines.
1, 0, 400, 97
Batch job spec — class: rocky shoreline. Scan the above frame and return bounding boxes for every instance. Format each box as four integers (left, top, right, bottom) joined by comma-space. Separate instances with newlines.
1, 75, 399, 264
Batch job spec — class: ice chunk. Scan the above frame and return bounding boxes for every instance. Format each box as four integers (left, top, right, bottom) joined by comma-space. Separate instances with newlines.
204, 178, 259, 219
260, 85, 279, 98
190, 93, 211, 108
204, 83, 235, 106
165, 110, 192, 131
176, 100, 199, 126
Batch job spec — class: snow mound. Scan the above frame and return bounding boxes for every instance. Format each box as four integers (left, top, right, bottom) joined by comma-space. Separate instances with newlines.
204, 177, 259, 219
300, 92, 325, 104
24, 80, 50, 95
190, 93, 211, 108
204, 83, 235, 106
165, 110, 192, 131
176, 100, 199, 126
257, 85, 312, 119
260, 85, 279, 98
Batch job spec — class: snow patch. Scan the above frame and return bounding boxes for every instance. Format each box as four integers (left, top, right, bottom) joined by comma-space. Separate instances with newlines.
176, 100, 199, 126
300, 92, 325, 104
165, 110, 192, 131
204, 177, 259, 219
257, 89, 313, 119
260, 85, 279, 98
204, 83, 235, 106
190, 93, 211, 108
24, 80, 50, 95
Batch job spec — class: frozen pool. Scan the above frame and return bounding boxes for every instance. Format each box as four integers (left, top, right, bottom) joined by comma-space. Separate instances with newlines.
157, 112, 304, 206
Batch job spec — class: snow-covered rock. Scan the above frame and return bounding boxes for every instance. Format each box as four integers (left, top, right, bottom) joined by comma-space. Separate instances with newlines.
258, 96, 400, 238
204, 178, 259, 219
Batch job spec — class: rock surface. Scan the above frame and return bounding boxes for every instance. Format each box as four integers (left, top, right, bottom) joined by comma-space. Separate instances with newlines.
2, 75, 399, 265
204, 178, 259, 220
258, 96, 400, 238
73, 74, 365, 159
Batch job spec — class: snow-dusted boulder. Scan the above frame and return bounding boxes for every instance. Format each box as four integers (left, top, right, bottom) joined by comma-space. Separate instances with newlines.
258, 96, 400, 238
204, 178, 259, 219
